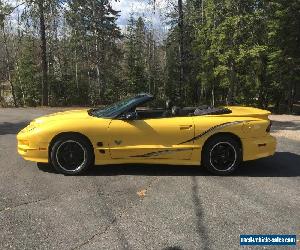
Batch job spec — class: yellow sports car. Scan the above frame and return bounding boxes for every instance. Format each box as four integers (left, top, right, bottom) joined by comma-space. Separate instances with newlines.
17, 94, 276, 175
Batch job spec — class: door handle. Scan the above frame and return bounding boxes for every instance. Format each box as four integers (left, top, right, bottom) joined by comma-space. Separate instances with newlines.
180, 125, 193, 130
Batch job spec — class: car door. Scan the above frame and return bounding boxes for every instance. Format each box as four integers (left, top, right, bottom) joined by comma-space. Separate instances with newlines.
108, 116, 195, 160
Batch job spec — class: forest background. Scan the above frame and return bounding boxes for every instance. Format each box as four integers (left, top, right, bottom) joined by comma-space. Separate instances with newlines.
0, 0, 299, 113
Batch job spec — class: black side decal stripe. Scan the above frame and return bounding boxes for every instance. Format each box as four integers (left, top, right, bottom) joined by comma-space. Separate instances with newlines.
129, 120, 256, 157
178, 120, 253, 145
130, 148, 192, 158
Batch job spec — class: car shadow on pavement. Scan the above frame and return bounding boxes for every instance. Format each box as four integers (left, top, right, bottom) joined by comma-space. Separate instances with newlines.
37, 152, 300, 177
0, 121, 29, 135
235, 152, 300, 177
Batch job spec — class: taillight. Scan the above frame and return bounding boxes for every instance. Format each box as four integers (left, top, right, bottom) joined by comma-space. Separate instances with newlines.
266, 121, 272, 132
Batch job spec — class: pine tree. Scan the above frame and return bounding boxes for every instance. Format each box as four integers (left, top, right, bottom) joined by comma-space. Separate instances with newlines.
66, 0, 121, 104
14, 41, 40, 106
124, 15, 148, 95
267, 0, 300, 112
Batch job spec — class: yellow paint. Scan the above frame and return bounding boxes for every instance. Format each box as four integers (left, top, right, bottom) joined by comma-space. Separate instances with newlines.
17, 106, 276, 166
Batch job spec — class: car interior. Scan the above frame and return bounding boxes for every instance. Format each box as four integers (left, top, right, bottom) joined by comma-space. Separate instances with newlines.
133, 100, 232, 120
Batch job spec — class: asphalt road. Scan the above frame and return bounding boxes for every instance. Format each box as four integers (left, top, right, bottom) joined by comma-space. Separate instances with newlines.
0, 108, 299, 250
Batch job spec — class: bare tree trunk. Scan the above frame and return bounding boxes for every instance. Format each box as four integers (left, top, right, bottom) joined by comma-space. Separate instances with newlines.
227, 61, 236, 105
202, 0, 205, 22
178, 0, 184, 103
2, 25, 17, 107
73, 30, 79, 98
288, 81, 295, 113
38, 0, 48, 106
15, 62, 26, 106
75, 49, 79, 95
211, 84, 215, 106
92, 2, 102, 103
96, 64, 101, 98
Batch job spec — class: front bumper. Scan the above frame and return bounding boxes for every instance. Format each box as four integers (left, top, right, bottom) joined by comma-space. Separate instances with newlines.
242, 134, 276, 161
17, 134, 49, 163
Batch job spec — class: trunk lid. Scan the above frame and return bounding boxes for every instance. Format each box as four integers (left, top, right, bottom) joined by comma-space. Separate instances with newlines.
225, 106, 271, 119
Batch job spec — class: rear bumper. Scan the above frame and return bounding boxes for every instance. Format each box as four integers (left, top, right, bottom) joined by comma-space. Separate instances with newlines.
242, 135, 276, 161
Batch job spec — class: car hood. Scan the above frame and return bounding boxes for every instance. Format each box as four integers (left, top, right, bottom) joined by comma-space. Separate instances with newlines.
33, 109, 90, 124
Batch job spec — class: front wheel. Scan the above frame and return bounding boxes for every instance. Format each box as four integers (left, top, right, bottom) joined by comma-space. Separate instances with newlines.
201, 135, 242, 175
50, 135, 94, 175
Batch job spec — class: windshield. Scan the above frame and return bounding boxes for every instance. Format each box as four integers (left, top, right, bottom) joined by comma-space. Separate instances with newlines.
88, 96, 146, 118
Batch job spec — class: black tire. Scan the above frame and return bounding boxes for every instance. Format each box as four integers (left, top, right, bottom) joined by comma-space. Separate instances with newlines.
201, 135, 242, 175
50, 134, 94, 175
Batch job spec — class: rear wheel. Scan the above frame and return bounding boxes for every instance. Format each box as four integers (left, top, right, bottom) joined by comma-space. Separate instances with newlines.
50, 135, 94, 175
202, 135, 242, 175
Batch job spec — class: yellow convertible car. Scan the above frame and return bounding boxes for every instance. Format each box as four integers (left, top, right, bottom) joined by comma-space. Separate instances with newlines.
17, 94, 276, 175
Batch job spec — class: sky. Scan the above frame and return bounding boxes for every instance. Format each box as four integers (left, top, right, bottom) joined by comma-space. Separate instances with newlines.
4, 0, 173, 37
111, 0, 172, 32
5, 0, 171, 25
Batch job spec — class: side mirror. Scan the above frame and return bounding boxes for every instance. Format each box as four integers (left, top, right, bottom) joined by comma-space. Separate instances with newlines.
121, 112, 137, 121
